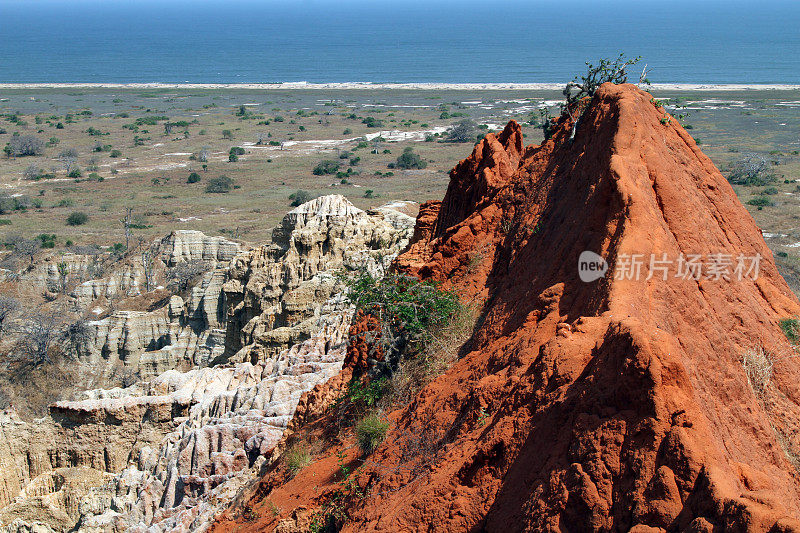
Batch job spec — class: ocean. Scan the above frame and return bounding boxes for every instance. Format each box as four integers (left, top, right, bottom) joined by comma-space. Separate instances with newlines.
0, 0, 798, 84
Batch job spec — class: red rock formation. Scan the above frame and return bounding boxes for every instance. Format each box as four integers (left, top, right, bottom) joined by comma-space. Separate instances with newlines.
343, 311, 384, 372
213, 83, 800, 532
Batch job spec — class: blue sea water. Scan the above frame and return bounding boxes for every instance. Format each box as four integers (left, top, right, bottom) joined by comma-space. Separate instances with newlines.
0, 0, 798, 84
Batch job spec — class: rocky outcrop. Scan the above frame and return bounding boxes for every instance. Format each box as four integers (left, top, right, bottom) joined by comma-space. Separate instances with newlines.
0, 196, 415, 532
215, 84, 800, 532
75, 310, 351, 532
223, 195, 414, 364
75, 231, 240, 377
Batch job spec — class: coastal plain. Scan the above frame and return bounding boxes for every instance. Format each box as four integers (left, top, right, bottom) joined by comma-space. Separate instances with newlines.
1, 86, 798, 291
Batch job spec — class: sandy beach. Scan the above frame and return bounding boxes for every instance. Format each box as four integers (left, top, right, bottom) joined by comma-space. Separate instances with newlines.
1, 82, 800, 91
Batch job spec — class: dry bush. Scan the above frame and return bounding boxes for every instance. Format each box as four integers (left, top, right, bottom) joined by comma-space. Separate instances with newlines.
283, 442, 312, 478
742, 345, 774, 397
380, 303, 477, 410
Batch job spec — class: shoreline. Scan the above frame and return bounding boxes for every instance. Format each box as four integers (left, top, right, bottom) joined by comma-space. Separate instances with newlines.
1, 82, 799, 91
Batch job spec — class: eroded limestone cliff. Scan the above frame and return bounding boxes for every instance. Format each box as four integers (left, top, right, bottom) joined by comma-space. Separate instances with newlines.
0, 195, 414, 532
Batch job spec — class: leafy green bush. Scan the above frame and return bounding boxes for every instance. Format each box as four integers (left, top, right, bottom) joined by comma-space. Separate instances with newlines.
313, 160, 340, 175
355, 414, 389, 455
205, 175, 233, 193
361, 116, 383, 128
343, 270, 460, 355
66, 211, 89, 226
780, 318, 800, 344
747, 196, 773, 207
187, 172, 201, 183
229, 146, 245, 156
289, 189, 315, 207
228, 153, 238, 162
393, 147, 427, 170
36, 233, 57, 248
110, 149, 122, 158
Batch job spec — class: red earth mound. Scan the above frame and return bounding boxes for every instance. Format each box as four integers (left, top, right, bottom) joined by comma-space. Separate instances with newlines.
213, 83, 800, 532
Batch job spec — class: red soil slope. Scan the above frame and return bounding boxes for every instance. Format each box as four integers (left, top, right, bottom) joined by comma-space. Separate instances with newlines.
214, 83, 800, 532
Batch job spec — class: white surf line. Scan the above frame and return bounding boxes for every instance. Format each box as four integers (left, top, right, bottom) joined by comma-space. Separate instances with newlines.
1, 82, 799, 91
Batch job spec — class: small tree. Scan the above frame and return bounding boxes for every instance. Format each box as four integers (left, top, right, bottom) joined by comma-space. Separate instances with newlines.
13, 238, 40, 266
63, 319, 91, 357
187, 172, 201, 183
167, 259, 208, 292
0, 296, 19, 336
205, 175, 234, 193
66, 211, 89, 226
121, 207, 133, 252
563, 54, 640, 108
729, 153, 776, 186
289, 190, 315, 207
141, 248, 155, 292
446, 120, 478, 143
23, 164, 43, 180
312, 160, 340, 175
222, 129, 233, 140
16, 307, 65, 366
560, 54, 641, 140
9, 135, 45, 157
58, 148, 79, 174
57, 261, 69, 292
394, 147, 427, 169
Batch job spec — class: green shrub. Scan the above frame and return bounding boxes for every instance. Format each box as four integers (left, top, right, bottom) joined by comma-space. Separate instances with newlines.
313, 160, 340, 175
55, 198, 74, 208
36, 233, 57, 248
780, 318, 800, 344
228, 153, 238, 162
355, 413, 389, 455
361, 116, 383, 128
187, 172, 201, 183
229, 146, 245, 156
747, 196, 773, 207
134, 115, 168, 126
205, 175, 233, 193
109, 149, 122, 158
0, 219, 10, 226
343, 270, 460, 354
762, 187, 779, 195
289, 190, 315, 207
66, 211, 89, 226
394, 147, 427, 169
